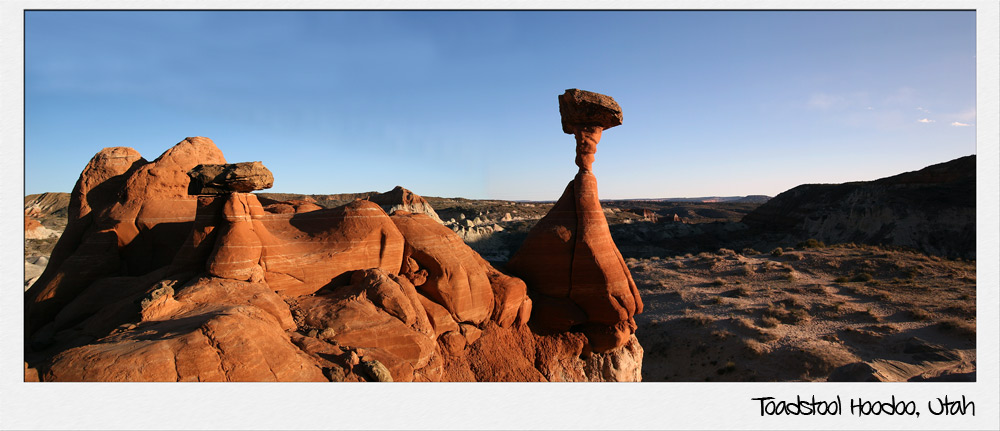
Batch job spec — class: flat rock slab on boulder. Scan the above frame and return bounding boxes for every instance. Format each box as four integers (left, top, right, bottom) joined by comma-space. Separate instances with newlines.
558, 89, 623, 134
188, 161, 274, 194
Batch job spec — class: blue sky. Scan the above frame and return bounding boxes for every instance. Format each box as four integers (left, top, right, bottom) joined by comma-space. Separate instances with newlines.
24, 11, 977, 200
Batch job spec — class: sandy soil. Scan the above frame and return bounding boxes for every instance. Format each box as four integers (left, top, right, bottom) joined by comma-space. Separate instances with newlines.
629, 244, 976, 382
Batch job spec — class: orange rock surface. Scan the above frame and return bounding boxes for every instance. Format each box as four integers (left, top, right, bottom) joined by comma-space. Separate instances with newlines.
25, 134, 642, 382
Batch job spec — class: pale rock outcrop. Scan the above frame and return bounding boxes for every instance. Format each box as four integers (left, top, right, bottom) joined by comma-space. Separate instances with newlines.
368, 186, 443, 223
24, 216, 59, 240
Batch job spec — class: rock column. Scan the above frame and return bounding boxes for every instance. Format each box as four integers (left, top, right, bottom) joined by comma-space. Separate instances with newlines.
507, 89, 643, 352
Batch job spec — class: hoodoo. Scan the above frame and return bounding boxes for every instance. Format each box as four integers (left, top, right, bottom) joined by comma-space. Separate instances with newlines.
507, 89, 644, 352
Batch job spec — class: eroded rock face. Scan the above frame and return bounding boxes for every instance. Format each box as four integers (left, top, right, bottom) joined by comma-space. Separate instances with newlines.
26, 138, 222, 337
26, 134, 642, 382
742, 155, 976, 259
370, 186, 443, 223
508, 172, 643, 352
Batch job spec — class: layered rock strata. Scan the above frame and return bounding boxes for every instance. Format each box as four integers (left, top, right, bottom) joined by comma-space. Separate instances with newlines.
742, 155, 976, 259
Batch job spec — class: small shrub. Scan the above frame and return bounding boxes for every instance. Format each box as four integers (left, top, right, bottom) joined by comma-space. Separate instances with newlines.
938, 318, 975, 338
907, 307, 932, 321
850, 273, 874, 282
716, 361, 737, 375
833, 276, 849, 283
787, 308, 811, 324
711, 278, 726, 286
717, 248, 736, 256
778, 297, 805, 309
733, 316, 757, 331
797, 238, 826, 248
740, 248, 760, 255
741, 264, 754, 276
683, 313, 713, 326
770, 247, 784, 257
760, 316, 780, 328
710, 330, 731, 340
784, 272, 797, 282
742, 339, 766, 356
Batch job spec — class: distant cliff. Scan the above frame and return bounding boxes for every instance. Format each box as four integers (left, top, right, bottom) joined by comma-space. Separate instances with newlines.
742, 155, 975, 259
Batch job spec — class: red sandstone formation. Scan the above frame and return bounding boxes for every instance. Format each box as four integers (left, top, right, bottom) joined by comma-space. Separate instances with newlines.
26, 138, 222, 341
25, 135, 642, 382
24, 216, 57, 240
627, 208, 660, 223
24, 216, 42, 232
507, 89, 643, 352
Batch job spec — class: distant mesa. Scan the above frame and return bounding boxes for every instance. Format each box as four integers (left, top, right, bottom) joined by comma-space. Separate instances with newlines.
24, 192, 71, 219
24, 128, 643, 382
742, 155, 975, 259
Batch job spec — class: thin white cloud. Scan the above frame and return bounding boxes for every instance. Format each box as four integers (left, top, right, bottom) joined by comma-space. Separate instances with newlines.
918, 118, 935, 123
917, 107, 930, 113
807, 93, 844, 109
866, 106, 874, 110
954, 108, 976, 122
951, 121, 972, 127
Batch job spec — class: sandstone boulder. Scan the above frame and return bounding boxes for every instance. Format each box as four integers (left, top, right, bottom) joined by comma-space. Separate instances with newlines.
187, 161, 274, 194
26, 138, 225, 335
390, 212, 497, 325
558, 88, 623, 134
290, 268, 437, 382
45, 304, 326, 382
